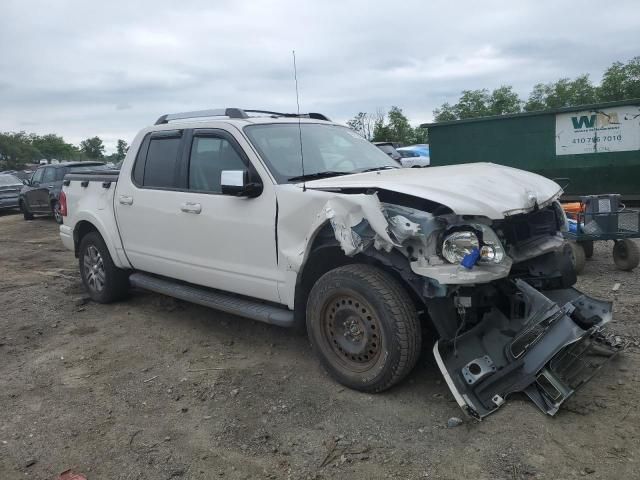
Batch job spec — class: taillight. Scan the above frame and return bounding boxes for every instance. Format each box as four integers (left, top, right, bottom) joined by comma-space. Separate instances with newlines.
59, 190, 68, 216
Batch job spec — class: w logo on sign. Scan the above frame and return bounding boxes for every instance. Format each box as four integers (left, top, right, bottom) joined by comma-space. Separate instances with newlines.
571, 115, 596, 129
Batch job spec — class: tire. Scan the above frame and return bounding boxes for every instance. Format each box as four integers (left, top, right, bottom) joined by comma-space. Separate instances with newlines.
579, 240, 594, 259
78, 231, 129, 303
20, 201, 34, 221
569, 241, 586, 274
52, 200, 63, 224
612, 239, 640, 271
306, 264, 421, 393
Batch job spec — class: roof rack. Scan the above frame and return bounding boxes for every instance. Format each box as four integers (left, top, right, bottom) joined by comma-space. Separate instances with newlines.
154, 108, 330, 125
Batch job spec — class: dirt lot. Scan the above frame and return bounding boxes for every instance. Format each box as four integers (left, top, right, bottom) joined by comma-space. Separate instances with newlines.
1, 212, 639, 480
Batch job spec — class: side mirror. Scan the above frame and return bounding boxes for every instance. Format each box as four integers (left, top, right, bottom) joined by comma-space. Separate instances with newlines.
220, 170, 263, 198
23, 179, 31, 186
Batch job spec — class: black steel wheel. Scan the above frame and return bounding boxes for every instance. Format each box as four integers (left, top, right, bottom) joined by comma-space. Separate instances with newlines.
306, 264, 421, 392
612, 239, 640, 271
79, 231, 129, 303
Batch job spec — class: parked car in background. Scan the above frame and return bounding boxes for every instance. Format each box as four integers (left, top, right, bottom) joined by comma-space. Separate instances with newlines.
373, 142, 402, 162
0, 173, 23, 212
399, 144, 430, 163
397, 148, 430, 168
20, 162, 105, 223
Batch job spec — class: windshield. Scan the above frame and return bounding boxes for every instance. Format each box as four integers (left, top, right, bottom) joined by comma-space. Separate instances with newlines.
0, 174, 21, 186
244, 123, 398, 183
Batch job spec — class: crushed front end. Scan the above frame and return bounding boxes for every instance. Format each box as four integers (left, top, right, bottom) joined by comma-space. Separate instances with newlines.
305, 186, 624, 418
418, 203, 625, 419
434, 280, 623, 419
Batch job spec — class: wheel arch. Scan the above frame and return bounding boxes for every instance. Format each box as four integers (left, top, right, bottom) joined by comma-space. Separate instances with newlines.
72, 216, 130, 269
294, 223, 426, 329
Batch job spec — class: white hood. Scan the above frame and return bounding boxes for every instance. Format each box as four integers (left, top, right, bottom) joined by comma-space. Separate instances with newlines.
304, 163, 562, 219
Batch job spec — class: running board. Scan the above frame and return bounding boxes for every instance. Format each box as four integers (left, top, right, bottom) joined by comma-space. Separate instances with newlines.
129, 273, 295, 328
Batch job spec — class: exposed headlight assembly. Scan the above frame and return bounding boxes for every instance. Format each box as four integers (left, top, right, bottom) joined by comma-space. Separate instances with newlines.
441, 226, 505, 265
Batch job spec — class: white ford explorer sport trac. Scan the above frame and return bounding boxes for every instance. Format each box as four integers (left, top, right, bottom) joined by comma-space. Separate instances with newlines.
59, 108, 622, 419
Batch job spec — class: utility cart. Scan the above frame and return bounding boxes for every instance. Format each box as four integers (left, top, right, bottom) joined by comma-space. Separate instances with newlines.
563, 194, 640, 274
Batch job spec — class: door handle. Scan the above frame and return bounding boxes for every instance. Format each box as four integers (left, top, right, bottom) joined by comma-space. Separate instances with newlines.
119, 195, 134, 205
180, 202, 202, 214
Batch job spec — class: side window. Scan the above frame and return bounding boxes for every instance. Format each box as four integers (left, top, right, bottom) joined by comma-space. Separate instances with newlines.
188, 136, 246, 193
55, 167, 68, 181
42, 167, 56, 183
31, 169, 44, 184
143, 136, 182, 189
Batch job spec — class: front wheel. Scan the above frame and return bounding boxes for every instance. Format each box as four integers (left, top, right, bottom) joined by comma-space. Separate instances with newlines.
306, 264, 421, 393
612, 239, 640, 271
78, 231, 129, 303
20, 201, 34, 221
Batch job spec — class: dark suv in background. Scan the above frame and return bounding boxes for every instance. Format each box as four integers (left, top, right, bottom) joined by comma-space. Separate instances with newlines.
20, 162, 105, 223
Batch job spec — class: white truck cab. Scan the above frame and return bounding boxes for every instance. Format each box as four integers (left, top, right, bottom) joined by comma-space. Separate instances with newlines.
59, 108, 622, 419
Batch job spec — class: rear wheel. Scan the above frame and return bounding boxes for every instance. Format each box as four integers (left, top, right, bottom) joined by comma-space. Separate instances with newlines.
79, 231, 129, 303
306, 264, 421, 393
20, 201, 34, 221
52, 200, 63, 224
569, 241, 586, 274
579, 240, 594, 259
612, 239, 640, 271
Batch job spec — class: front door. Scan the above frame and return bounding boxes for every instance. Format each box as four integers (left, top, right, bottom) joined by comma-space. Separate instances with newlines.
24, 167, 50, 212
115, 128, 281, 303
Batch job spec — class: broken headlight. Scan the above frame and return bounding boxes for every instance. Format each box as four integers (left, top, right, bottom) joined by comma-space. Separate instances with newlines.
442, 226, 505, 265
442, 231, 479, 264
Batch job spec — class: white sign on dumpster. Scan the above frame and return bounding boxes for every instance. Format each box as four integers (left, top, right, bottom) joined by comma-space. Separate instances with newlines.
555, 105, 640, 155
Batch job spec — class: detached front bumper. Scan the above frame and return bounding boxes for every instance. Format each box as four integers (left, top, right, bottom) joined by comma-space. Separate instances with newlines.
434, 279, 623, 419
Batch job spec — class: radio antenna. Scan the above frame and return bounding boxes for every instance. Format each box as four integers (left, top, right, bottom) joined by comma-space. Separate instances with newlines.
292, 50, 306, 192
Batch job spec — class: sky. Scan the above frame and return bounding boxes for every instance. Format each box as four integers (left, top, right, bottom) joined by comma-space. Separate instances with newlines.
1, 0, 638, 153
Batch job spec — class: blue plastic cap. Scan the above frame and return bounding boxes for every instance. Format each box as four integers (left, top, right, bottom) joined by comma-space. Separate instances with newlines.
461, 247, 480, 269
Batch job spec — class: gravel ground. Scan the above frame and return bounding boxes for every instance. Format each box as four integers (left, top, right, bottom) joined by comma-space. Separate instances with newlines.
1, 212, 639, 480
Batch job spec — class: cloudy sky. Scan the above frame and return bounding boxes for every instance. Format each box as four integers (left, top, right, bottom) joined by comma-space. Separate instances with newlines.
1, 0, 638, 152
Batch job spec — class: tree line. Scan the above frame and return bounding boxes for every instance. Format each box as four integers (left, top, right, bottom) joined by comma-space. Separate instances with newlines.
349, 56, 640, 145
0, 132, 129, 170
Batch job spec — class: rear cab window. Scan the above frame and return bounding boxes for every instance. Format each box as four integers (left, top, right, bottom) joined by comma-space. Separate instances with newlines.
132, 130, 183, 189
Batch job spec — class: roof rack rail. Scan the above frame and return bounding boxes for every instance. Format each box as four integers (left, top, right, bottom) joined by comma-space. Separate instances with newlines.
155, 108, 248, 125
244, 109, 331, 121
155, 108, 330, 125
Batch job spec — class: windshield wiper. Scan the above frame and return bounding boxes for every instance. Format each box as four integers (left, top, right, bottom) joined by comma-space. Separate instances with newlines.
359, 166, 399, 173
287, 171, 350, 182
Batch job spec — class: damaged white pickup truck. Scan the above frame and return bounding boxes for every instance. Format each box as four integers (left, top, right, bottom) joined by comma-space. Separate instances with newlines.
59, 108, 622, 419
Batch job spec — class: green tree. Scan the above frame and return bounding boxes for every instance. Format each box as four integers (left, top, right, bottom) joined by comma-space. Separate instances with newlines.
433, 86, 521, 122
413, 126, 428, 144
80, 136, 105, 159
488, 86, 522, 115
346, 112, 374, 140
386, 106, 414, 144
0, 132, 41, 169
115, 139, 129, 162
29, 133, 78, 161
523, 75, 597, 112
432, 102, 457, 122
369, 106, 421, 144
455, 89, 492, 119
598, 57, 640, 101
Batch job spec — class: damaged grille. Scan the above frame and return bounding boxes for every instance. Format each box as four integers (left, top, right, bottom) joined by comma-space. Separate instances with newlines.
495, 206, 560, 246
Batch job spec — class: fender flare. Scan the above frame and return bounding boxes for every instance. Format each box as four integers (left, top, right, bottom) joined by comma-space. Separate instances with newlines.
72, 211, 131, 269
